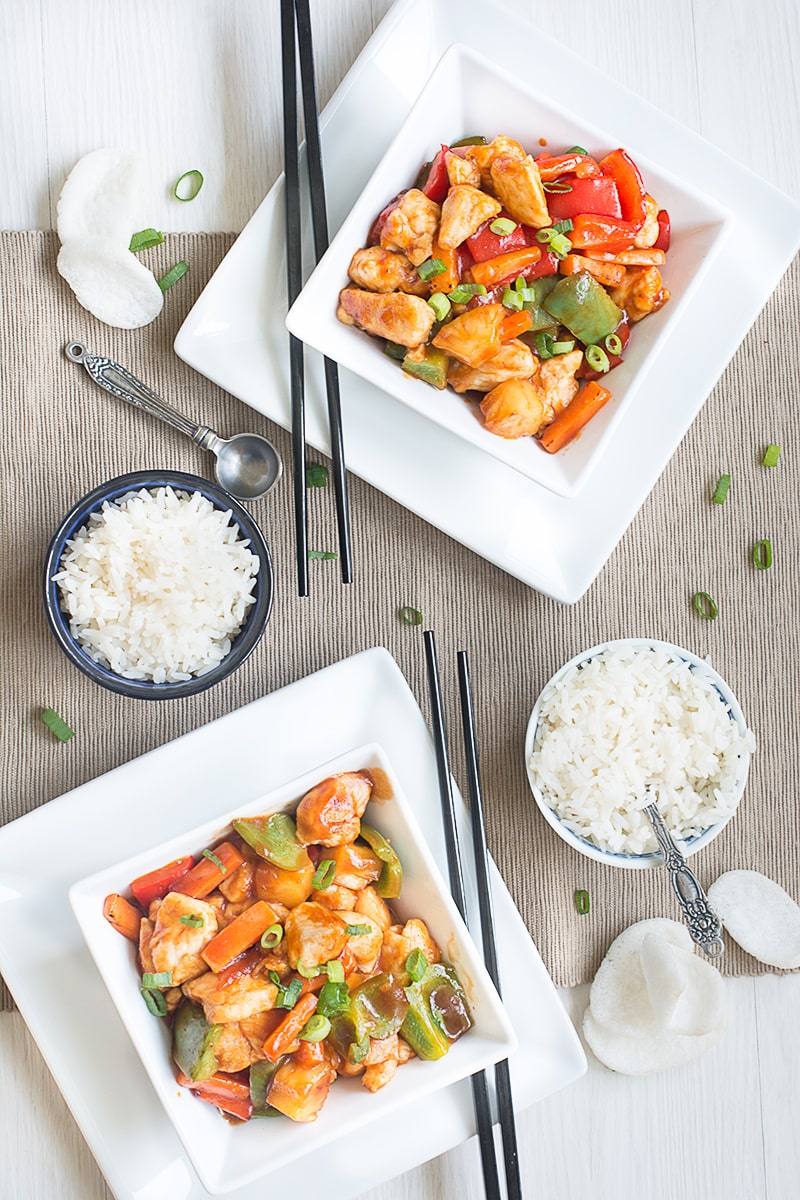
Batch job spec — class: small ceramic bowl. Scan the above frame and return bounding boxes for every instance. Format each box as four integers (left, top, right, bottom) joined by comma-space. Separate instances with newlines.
43, 470, 273, 700
524, 638, 752, 868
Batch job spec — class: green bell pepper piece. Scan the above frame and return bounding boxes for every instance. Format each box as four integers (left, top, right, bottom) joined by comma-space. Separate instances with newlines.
327, 973, 409, 1062
249, 1059, 283, 1118
401, 346, 449, 390
231, 813, 306, 870
542, 272, 623, 346
358, 824, 403, 899
173, 999, 222, 1082
527, 275, 559, 305
383, 339, 407, 361
522, 303, 561, 334
400, 963, 473, 1061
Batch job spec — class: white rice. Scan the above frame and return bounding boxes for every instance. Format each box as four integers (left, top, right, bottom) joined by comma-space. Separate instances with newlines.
53, 486, 260, 683
527, 644, 754, 856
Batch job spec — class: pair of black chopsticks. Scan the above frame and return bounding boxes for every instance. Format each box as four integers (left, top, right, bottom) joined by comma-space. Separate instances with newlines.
423, 631, 522, 1200
280, 0, 352, 596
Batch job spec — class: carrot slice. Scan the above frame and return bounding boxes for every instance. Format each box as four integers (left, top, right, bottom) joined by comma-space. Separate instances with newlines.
559, 253, 625, 287
539, 381, 612, 454
103, 893, 141, 941
431, 238, 459, 294
262, 992, 319, 1063
499, 310, 533, 341
172, 842, 244, 899
129, 856, 194, 908
469, 245, 542, 288
217, 947, 264, 988
202, 901, 277, 973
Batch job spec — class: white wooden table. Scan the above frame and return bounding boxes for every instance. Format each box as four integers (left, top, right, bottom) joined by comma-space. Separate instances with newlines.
2, 2, 799, 1198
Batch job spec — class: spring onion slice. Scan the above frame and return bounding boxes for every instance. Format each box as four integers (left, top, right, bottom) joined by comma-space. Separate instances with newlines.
399, 605, 423, 627
41, 707, 74, 742
276, 977, 304, 1009
604, 332, 623, 356
308, 549, 338, 560
447, 283, 486, 303
762, 443, 781, 467
753, 538, 773, 570
268, 970, 282, 986
585, 344, 610, 373
552, 218, 574, 235
324, 959, 345, 983
534, 331, 554, 359
173, 169, 204, 201
317, 981, 350, 1017
542, 180, 572, 193
417, 257, 446, 281
345, 923, 371, 937
141, 987, 168, 1017
574, 889, 590, 915
428, 292, 451, 322
158, 261, 189, 292
129, 228, 164, 253
405, 948, 428, 982
202, 848, 227, 874
712, 474, 731, 505
490, 216, 517, 235
566, 145, 588, 155
551, 340, 576, 355
312, 859, 336, 890
305, 463, 329, 487
549, 232, 572, 259
299, 1014, 332, 1042
514, 276, 527, 292
179, 914, 204, 928
142, 971, 172, 989
535, 228, 554, 244
501, 287, 523, 311
261, 924, 283, 949
296, 960, 319, 980
693, 591, 718, 620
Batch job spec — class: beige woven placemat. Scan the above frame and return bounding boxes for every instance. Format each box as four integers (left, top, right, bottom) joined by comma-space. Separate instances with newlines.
2, 231, 798, 1011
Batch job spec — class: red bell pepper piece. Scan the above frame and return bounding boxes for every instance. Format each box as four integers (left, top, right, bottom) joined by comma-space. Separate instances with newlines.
457, 241, 475, 278
367, 192, 406, 246
216, 947, 264, 988
655, 209, 671, 252
599, 149, 647, 230
569, 213, 638, 253
466, 212, 528, 262
129, 856, 194, 908
421, 145, 450, 204
177, 1070, 254, 1121
535, 152, 601, 181
545, 177, 622, 222
524, 248, 561, 280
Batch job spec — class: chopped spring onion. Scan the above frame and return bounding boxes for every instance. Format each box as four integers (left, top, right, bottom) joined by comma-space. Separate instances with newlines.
762, 443, 781, 467
534, 331, 554, 359
141, 987, 168, 1017
299, 1014, 332, 1042
604, 332, 623, 356
142, 971, 172, 990
268, 970, 282, 986
129, 228, 164, 253
179, 914, 204, 928
399, 605, 423, 627
552, 218, 574, 235
501, 287, 524, 311
535, 228, 555, 244
276, 977, 304, 1010
305, 463, 329, 487
202, 848, 227, 874
41, 707, 74, 742
693, 591, 718, 620
296, 960, 319, 980
308, 549, 338, 560
585, 344, 610, 373
549, 232, 572, 258
566, 145, 588, 155
173, 169, 204, 201
324, 959, 345, 983
712, 474, 731, 505
345, 923, 371, 937
316, 981, 350, 1017
753, 538, 773, 570
574, 889, 590, 915
417, 257, 446, 281
428, 292, 451, 322
551, 339, 576, 355
157, 261, 189, 292
450, 135, 488, 147
405, 948, 428, 982
514, 275, 527, 291
312, 859, 336, 890
490, 216, 517, 235
447, 283, 486, 303
260, 924, 283, 949
542, 180, 572, 193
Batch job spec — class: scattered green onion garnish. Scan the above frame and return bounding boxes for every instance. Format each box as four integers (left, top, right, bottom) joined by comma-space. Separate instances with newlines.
574, 889, 590, 915
129, 228, 164, 253
179, 914, 204, 928
428, 292, 451, 322
141, 987, 168, 1017
542, 180, 572, 193
501, 287, 524, 312
534, 331, 555, 359
712, 474, 731, 505
141, 971, 172, 990
312, 859, 336, 890
296, 960, 319, 980
345, 923, 371, 937
308, 549, 338, 560
535, 228, 554, 245
552, 218, 574, 235
447, 283, 487, 303
514, 275, 527, 292
693, 591, 718, 620
158, 261, 189, 292
417, 257, 446, 281
548, 232, 572, 258
566, 145, 588, 155
261, 924, 283, 949
41, 707, 74, 743
305, 463, 329, 487
316, 981, 350, 1017
299, 1014, 331, 1042
551, 340, 576, 355
405, 948, 428, 982
276, 977, 304, 1009
324, 959, 345, 983
399, 605, 423, 627
753, 538, 773, 570
490, 216, 517, 235
585, 344, 610, 373
762, 443, 781, 467
173, 169, 204, 201
604, 332, 623, 356
202, 848, 227, 874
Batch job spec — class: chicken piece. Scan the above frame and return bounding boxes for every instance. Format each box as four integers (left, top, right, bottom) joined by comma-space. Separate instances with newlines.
296, 771, 373, 847
363, 1033, 399, 1066
218, 861, 255, 905
402, 918, 441, 963
432, 303, 506, 367
241, 1011, 281, 1054
138, 917, 155, 975
323, 842, 382, 890
164, 987, 183, 1015
447, 338, 535, 393
362, 1059, 398, 1093
313, 883, 359, 912
480, 377, 548, 438
633, 195, 660, 249
347, 246, 428, 296
183, 968, 278, 1024
268, 1039, 337, 1123
337, 288, 435, 350
464, 136, 526, 190
536, 349, 583, 418
284, 901, 348, 970
397, 1037, 415, 1064
445, 150, 481, 187
438, 184, 501, 249
334, 1054, 365, 1078
254, 855, 314, 909
149, 892, 219, 986
214, 1021, 265, 1073
609, 266, 670, 323
379, 918, 440, 977
490, 153, 550, 228
354, 885, 393, 930
379, 188, 441, 266
336, 911, 383, 973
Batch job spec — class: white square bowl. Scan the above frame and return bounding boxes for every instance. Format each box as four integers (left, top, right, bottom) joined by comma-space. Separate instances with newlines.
286, 42, 734, 499
69, 740, 517, 1195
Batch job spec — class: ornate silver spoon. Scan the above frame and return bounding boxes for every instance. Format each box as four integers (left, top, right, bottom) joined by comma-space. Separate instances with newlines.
644, 801, 725, 959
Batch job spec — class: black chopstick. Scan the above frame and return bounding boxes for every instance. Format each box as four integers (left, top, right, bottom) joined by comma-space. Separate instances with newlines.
279, 0, 308, 598
457, 651, 523, 1200
291, 0, 353, 585
423, 630, 503, 1200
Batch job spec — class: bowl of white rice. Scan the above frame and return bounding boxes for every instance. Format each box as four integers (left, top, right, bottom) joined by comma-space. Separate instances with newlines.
43, 471, 273, 699
524, 639, 754, 868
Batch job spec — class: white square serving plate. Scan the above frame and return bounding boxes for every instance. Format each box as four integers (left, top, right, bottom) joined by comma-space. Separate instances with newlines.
69, 740, 517, 1196
285, 42, 733, 499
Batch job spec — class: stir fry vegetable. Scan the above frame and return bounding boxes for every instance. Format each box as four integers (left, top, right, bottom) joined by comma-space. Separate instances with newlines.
103, 770, 472, 1125
338, 134, 671, 452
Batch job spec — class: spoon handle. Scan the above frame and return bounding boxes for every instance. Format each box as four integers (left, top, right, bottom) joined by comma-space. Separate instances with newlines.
64, 341, 215, 446
644, 803, 725, 959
